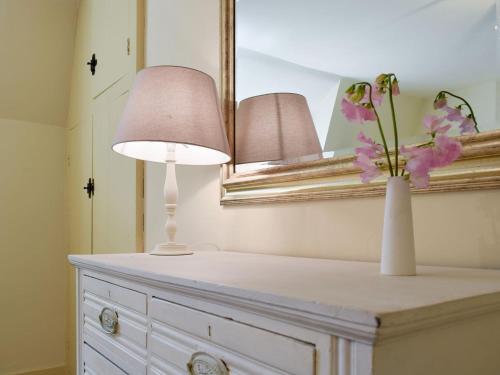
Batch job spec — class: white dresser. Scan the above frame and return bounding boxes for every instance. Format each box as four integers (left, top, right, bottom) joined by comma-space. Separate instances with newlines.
69, 251, 500, 375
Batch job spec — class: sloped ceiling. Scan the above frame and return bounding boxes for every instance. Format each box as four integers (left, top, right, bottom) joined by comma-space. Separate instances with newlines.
0, 0, 78, 127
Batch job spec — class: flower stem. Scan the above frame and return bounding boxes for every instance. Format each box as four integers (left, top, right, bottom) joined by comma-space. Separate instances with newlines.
387, 74, 399, 175
436, 90, 480, 133
360, 82, 394, 176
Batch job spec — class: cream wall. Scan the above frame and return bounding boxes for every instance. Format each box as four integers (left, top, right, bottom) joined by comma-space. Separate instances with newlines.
145, 0, 500, 269
0, 119, 67, 375
0, 1, 77, 374
0, 0, 77, 127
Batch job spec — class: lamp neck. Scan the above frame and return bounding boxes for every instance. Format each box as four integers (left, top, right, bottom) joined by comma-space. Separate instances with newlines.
165, 143, 176, 163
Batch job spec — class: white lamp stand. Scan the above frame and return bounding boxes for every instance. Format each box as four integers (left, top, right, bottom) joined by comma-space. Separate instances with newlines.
112, 67, 231, 256
151, 144, 193, 256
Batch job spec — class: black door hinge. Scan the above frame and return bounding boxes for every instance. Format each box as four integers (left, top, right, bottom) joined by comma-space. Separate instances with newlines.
83, 178, 95, 199
86, 53, 97, 75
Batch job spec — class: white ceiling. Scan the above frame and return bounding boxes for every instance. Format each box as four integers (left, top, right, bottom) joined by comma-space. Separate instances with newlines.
237, 0, 497, 95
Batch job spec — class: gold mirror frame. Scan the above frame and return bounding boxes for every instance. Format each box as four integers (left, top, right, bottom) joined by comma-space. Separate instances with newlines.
220, 0, 500, 205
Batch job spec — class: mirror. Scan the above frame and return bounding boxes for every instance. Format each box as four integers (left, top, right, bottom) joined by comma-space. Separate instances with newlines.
220, 0, 500, 204
235, 0, 498, 169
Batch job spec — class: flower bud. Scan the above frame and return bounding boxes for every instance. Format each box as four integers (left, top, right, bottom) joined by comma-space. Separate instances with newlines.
391, 78, 400, 96
345, 84, 355, 95
376, 74, 388, 86
350, 85, 366, 103
433, 92, 447, 109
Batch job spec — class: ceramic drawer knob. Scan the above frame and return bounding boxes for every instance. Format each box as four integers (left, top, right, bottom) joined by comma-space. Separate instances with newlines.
187, 352, 229, 375
98, 307, 118, 334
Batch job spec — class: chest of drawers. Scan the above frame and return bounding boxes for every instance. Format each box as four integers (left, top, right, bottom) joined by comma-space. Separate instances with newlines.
69, 252, 500, 375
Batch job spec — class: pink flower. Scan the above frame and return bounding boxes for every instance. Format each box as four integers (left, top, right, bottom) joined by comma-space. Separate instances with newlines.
341, 98, 376, 123
400, 145, 434, 188
352, 84, 383, 107
434, 97, 447, 109
367, 84, 384, 106
423, 115, 451, 135
443, 106, 465, 122
400, 136, 462, 188
353, 153, 382, 183
391, 79, 400, 96
355, 131, 383, 158
432, 135, 462, 168
459, 117, 476, 135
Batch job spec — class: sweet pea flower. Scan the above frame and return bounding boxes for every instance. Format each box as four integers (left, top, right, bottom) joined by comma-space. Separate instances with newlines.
353, 153, 382, 183
443, 106, 465, 122
459, 117, 476, 134
355, 131, 384, 158
400, 135, 462, 188
432, 135, 462, 168
423, 115, 451, 135
434, 97, 447, 109
400, 145, 434, 188
341, 98, 376, 123
366, 84, 384, 106
391, 79, 400, 96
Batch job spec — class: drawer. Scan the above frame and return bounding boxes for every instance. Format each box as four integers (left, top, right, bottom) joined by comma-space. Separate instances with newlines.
82, 275, 147, 314
82, 291, 147, 350
84, 322, 147, 375
150, 297, 316, 375
82, 276, 148, 375
83, 343, 126, 375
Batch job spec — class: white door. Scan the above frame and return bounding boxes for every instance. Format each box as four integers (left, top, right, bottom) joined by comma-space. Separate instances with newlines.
92, 76, 139, 253
89, 0, 133, 98
67, 119, 93, 253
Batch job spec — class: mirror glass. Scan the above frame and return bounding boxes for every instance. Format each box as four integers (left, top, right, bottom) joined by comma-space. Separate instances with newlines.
235, 0, 499, 172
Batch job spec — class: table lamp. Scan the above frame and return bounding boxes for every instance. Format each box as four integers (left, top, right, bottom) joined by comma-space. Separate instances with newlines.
113, 66, 231, 256
235, 93, 322, 164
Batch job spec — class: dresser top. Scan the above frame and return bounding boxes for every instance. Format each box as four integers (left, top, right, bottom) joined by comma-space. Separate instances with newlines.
69, 251, 500, 339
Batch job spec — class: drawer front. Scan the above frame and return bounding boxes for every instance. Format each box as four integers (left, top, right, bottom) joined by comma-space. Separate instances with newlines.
150, 297, 316, 375
83, 322, 147, 375
82, 274, 148, 375
83, 291, 147, 351
83, 343, 127, 375
82, 275, 147, 314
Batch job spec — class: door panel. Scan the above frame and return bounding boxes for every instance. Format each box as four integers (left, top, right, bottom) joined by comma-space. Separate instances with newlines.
68, 119, 93, 253
67, 1, 142, 373
90, 0, 132, 98
92, 77, 137, 253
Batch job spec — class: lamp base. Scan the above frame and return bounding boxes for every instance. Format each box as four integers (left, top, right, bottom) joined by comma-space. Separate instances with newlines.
151, 243, 194, 256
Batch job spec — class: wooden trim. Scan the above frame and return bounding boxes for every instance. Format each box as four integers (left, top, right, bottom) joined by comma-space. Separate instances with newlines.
18, 366, 66, 375
220, 0, 235, 196
135, 159, 144, 252
219, 0, 500, 205
136, 0, 145, 73
135, 0, 145, 251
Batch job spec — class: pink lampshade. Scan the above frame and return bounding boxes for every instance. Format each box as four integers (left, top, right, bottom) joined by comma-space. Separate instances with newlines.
113, 66, 231, 165
236, 93, 322, 164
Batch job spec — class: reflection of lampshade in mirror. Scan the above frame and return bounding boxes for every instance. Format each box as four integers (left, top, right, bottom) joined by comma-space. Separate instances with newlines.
235, 93, 322, 164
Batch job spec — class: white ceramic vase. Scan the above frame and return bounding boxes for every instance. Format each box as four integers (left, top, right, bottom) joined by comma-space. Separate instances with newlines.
381, 176, 416, 276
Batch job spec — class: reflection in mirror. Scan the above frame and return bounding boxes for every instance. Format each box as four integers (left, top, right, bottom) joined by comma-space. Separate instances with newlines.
235, 93, 322, 166
235, 0, 498, 172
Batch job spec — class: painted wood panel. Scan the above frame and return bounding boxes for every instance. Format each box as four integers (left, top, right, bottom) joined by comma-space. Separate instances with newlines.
70, 253, 500, 374
83, 344, 127, 375
89, 0, 132, 98
82, 274, 147, 313
91, 77, 138, 254
151, 297, 316, 375
66, 1, 144, 373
